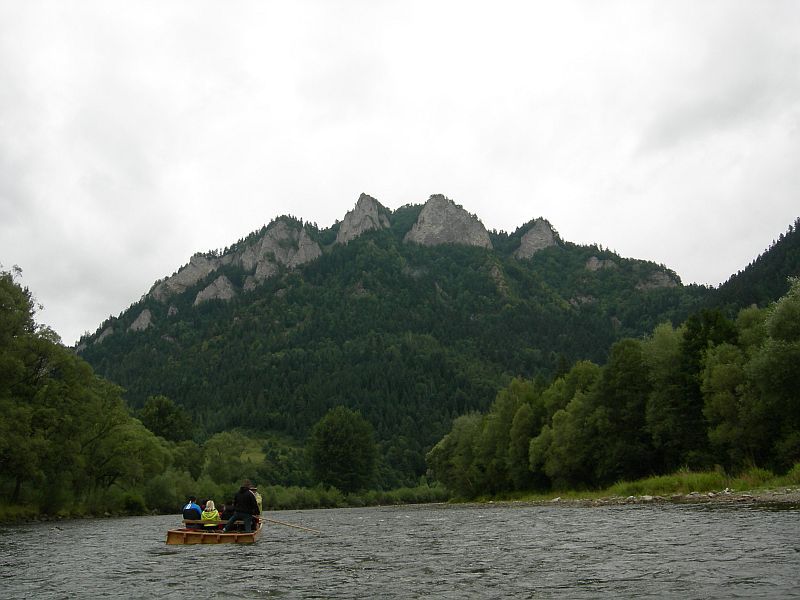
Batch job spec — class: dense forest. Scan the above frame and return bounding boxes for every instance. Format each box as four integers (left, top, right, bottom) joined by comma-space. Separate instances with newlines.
76, 204, 709, 488
2, 211, 797, 517
428, 279, 800, 497
712, 217, 800, 310
1, 266, 442, 517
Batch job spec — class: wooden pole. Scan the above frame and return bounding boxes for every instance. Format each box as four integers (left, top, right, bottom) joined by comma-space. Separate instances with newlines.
263, 517, 321, 534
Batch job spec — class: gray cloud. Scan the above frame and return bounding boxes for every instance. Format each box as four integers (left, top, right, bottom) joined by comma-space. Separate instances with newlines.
638, 4, 800, 153
2, 1, 798, 345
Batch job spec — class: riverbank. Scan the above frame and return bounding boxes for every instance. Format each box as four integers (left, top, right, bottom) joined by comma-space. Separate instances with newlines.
497, 486, 800, 509
5, 466, 798, 523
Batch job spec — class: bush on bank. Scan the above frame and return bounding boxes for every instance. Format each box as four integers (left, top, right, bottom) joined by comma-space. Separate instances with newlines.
262, 482, 450, 511
595, 464, 800, 499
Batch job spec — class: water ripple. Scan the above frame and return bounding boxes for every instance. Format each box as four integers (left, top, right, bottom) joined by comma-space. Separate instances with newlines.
2, 503, 799, 599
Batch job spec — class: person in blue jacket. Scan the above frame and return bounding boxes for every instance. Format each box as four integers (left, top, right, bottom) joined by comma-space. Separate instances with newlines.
182, 495, 203, 529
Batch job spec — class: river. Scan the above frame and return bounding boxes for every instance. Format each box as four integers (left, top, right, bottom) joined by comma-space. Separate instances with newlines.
1, 502, 798, 599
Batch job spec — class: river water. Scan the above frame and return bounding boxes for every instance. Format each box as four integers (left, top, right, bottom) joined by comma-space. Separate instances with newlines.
1, 502, 798, 599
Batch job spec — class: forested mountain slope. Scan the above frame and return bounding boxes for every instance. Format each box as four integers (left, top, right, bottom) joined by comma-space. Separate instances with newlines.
77, 194, 709, 486
712, 217, 800, 310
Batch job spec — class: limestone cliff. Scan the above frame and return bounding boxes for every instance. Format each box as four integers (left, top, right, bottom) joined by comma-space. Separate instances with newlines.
129, 308, 153, 332
404, 195, 492, 249
148, 218, 322, 302
194, 275, 236, 305
336, 193, 391, 245
95, 326, 114, 344
241, 220, 322, 290
514, 219, 559, 259
636, 271, 679, 290
586, 256, 618, 271
151, 255, 220, 301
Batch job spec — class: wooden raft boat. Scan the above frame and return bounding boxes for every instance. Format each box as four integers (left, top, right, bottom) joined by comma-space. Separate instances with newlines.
165, 518, 262, 545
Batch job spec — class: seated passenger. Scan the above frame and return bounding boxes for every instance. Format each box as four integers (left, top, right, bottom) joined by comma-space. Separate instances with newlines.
182, 495, 202, 529
220, 499, 236, 529
201, 500, 220, 530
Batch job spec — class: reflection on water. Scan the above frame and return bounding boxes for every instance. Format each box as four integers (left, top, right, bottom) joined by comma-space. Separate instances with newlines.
2, 503, 799, 599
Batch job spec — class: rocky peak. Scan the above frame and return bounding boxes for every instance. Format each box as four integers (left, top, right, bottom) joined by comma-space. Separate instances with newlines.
404, 195, 492, 249
336, 193, 391, 245
243, 220, 322, 290
241, 219, 322, 285
514, 219, 558, 259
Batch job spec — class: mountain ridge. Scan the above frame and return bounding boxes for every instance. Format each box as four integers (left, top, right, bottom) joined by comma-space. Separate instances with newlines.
79, 193, 677, 347
76, 192, 712, 486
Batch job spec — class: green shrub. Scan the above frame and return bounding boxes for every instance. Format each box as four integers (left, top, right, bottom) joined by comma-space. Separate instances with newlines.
783, 463, 800, 485
608, 469, 728, 497
2, 505, 40, 523
122, 493, 148, 515
734, 466, 775, 488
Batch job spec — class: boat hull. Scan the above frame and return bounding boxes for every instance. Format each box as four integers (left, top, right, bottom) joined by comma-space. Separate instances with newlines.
165, 523, 262, 545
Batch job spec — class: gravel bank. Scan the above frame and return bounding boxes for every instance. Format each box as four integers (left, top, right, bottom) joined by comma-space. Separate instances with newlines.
539, 487, 800, 508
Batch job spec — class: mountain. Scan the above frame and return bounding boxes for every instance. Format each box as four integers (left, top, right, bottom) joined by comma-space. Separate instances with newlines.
77, 193, 709, 487
711, 217, 800, 310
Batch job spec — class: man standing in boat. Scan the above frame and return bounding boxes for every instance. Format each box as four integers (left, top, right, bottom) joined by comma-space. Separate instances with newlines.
222, 479, 261, 533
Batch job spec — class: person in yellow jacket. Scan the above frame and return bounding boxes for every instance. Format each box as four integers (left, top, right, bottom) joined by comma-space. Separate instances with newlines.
201, 500, 220, 529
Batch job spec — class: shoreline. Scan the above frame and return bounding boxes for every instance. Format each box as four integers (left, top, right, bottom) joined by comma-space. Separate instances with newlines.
485, 487, 800, 509
4, 487, 799, 525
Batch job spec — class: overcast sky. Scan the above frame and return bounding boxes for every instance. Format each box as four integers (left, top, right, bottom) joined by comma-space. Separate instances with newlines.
2, 1, 799, 346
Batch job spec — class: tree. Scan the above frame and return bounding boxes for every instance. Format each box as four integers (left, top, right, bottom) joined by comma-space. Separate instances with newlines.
138, 395, 193, 441
642, 323, 685, 471
580, 339, 652, 485
703, 281, 800, 472
702, 342, 752, 469
426, 413, 482, 497
171, 440, 204, 480
530, 390, 603, 489
307, 406, 377, 493
508, 402, 539, 490
744, 278, 800, 470
474, 379, 531, 494
203, 431, 253, 484
676, 309, 737, 467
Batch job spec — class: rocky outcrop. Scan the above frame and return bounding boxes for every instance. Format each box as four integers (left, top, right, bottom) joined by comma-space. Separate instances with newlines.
151, 255, 220, 301
194, 275, 236, 305
336, 193, 391, 244
514, 219, 558, 259
240, 220, 322, 285
489, 264, 509, 296
149, 219, 322, 302
586, 256, 618, 271
569, 295, 596, 307
636, 271, 678, 290
404, 195, 492, 249
95, 326, 114, 344
129, 309, 153, 332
